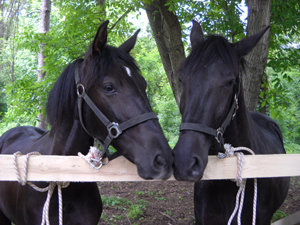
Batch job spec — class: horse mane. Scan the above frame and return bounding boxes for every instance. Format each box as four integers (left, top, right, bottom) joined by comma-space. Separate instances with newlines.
180, 35, 245, 76
46, 59, 82, 129
46, 44, 140, 129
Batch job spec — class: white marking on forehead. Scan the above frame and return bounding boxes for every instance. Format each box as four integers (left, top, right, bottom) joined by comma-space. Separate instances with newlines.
124, 66, 132, 77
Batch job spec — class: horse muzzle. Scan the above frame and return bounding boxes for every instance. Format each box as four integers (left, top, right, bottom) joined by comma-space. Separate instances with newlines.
172, 131, 209, 182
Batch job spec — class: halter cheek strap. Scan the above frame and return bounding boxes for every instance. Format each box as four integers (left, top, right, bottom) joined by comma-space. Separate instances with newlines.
75, 67, 158, 160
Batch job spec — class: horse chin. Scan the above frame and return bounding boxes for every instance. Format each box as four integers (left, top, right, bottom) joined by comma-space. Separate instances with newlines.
135, 162, 173, 180
173, 151, 206, 182
119, 146, 173, 180
173, 167, 204, 182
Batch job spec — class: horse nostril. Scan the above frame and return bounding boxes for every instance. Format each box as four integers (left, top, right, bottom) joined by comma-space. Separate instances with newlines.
191, 157, 202, 177
154, 154, 165, 168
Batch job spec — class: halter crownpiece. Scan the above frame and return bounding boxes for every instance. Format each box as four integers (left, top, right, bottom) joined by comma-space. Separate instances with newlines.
75, 67, 158, 160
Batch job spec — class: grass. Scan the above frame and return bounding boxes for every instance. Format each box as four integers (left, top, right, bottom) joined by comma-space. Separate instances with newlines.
127, 204, 144, 220
155, 196, 166, 201
155, 190, 166, 201
102, 195, 130, 209
271, 210, 287, 223
101, 195, 149, 223
135, 190, 145, 196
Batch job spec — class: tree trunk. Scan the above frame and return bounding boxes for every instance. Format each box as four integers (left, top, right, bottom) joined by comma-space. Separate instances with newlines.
0, 0, 21, 83
37, 0, 51, 129
243, 0, 271, 111
145, 0, 185, 106
258, 71, 268, 114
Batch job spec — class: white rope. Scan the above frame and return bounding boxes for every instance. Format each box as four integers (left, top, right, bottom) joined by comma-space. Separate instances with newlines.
218, 144, 258, 225
13, 151, 70, 225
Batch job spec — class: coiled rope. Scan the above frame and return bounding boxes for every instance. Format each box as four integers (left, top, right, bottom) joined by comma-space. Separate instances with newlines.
13, 151, 70, 225
217, 144, 258, 225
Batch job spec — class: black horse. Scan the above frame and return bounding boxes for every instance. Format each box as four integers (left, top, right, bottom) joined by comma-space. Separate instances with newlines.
0, 21, 173, 225
173, 20, 289, 225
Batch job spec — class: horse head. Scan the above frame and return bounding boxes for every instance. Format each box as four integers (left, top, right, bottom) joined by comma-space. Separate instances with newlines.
48, 21, 173, 180
173, 20, 269, 182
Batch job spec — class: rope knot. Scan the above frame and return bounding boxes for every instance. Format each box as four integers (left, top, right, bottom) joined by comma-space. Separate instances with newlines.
217, 144, 235, 158
13, 151, 70, 225
78, 146, 107, 169
217, 144, 257, 225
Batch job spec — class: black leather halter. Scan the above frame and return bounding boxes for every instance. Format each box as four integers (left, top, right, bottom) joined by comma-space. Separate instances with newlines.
179, 78, 240, 153
75, 67, 158, 160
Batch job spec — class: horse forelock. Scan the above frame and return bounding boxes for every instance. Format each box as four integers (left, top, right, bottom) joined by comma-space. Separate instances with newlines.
82, 45, 140, 89
179, 35, 242, 79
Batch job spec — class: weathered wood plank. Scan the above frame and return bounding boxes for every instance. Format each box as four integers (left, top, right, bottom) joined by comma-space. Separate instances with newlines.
0, 154, 299, 182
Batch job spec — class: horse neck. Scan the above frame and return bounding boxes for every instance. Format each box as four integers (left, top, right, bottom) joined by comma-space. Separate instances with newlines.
223, 90, 255, 149
46, 120, 94, 156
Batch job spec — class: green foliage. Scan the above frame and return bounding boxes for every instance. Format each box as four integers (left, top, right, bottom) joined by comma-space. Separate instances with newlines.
0, 33, 40, 129
269, 0, 300, 74
127, 204, 144, 220
101, 195, 148, 221
102, 195, 131, 208
1, 0, 139, 132
132, 35, 180, 147
0, 0, 299, 154
0, 81, 7, 120
135, 190, 145, 196
271, 209, 287, 223
165, 0, 246, 46
258, 68, 300, 153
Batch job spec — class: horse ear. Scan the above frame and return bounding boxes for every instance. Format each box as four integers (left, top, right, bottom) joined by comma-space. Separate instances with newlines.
232, 26, 270, 57
190, 20, 204, 49
119, 29, 140, 53
92, 20, 109, 54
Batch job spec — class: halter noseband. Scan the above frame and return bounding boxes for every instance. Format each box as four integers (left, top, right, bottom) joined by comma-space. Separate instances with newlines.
179, 78, 240, 153
75, 67, 158, 160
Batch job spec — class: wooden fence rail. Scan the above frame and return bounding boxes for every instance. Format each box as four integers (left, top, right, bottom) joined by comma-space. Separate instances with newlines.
0, 154, 299, 182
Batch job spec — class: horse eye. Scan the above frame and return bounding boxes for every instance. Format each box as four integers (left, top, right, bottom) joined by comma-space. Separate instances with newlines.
226, 79, 235, 87
103, 84, 115, 93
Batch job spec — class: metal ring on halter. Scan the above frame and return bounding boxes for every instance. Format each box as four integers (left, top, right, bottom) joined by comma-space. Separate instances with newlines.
76, 84, 85, 97
232, 95, 239, 120
108, 122, 122, 138
215, 128, 223, 143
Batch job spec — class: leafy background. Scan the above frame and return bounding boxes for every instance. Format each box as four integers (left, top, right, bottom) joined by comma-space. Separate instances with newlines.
0, 0, 299, 152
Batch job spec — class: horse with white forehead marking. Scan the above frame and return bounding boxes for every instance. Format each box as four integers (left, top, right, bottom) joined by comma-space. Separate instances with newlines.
0, 20, 173, 225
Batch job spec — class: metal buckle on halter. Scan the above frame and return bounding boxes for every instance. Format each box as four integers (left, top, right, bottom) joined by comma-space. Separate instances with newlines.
108, 122, 122, 138
215, 128, 223, 143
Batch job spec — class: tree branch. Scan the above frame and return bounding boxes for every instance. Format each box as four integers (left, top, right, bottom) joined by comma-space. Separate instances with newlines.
26, 10, 41, 16
109, 7, 133, 31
